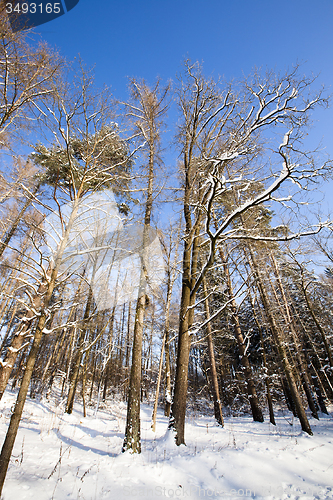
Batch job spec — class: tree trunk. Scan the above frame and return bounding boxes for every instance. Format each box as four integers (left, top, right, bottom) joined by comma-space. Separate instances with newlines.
102, 306, 116, 401
267, 257, 319, 420
0, 185, 39, 260
280, 376, 297, 416
164, 325, 172, 417
122, 80, 168, 452
65, 288, 93, 414
0, 279, 47, 400
122, 292, 146, 453
169, 228, 200, 445
151, 331, 166, 432
251, 300, 276, 425
247, 245, 313, 435
219, 246, 264, 422
202, 277, 224, 426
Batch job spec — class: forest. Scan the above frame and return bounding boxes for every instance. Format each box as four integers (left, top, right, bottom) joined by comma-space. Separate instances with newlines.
0, 8, 333, 496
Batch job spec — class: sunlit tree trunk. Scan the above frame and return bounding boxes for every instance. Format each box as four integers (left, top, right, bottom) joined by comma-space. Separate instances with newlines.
219, 244, 264, 422
202, 277, 224, 426
268, 252, 319, 419
250, 298, 276, 425
123, 79, 169, 453
246, 245, 313, 435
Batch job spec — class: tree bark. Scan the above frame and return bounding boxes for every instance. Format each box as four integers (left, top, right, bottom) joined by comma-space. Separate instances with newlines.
251, 300, 276, 425
151, 331, 166, 432
122, 80, 168, 452
247, 245, 313, 435
122, 292, 146, 453
219, 246, 264, 422
169, 226, 200, 445
202, 277, 224, 426
268, 255, 319, 419
164, 325, 172, 417
65, 287, 94, 414
0, 281, 46, 400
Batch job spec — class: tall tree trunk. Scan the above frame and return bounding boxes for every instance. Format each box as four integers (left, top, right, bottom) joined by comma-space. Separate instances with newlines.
169, 225, 200, 445
267, 255, 319, 419
251, 299, 276, 425
219, 246, 264, 422
122, 291, 147, 453
202, 277, 224, 426
164, 325, 172, 417
151, 331, 166, 432
65, 288, 94, 414
247, 245, 313, 435
122, 80, 168, 452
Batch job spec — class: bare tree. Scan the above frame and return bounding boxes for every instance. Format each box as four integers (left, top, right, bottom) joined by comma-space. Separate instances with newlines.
169, 61, 331, 445
0, 65, 133, 493
0, 7, 62, 146
122, 78, 169, 453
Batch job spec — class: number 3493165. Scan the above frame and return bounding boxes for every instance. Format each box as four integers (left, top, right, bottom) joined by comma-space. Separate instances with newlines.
6, 3, 62, 14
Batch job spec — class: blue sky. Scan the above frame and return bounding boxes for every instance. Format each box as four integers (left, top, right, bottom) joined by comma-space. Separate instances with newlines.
36, 0, 333, 214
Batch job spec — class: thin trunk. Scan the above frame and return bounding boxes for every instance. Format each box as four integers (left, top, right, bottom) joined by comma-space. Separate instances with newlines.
122, 291, 146, 453
65, 287, 93, 414
247, 246, 312, 435
89, 350, 97, 402
102, 306, 116, 401
151, 331, 166, 432
164, 325, 172, 417
0, 287, 43, 400
0, 185, 39, 260
122, 302, 131, 401
251, 300, 276, 425
202, 277, 224, 426
267, 261, 319, 420
219, 245, 264, 422
302, 282, 333, 369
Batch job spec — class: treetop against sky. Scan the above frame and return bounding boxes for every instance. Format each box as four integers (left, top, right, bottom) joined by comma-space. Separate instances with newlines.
6, 0, 333, 213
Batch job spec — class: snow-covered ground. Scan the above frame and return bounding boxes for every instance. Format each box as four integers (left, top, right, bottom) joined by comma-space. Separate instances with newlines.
0, 390, 333, 500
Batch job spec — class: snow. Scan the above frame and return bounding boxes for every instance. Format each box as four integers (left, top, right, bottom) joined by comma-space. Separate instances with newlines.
0, 390, 333, 500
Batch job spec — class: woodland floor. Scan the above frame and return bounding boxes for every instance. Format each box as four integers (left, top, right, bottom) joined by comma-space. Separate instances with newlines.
0, 388, 333, 500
